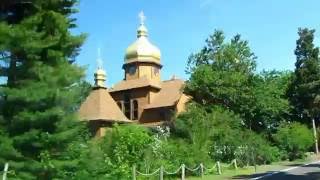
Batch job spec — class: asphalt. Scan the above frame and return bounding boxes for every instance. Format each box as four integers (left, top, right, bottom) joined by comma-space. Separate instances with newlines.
252, 161, 320, 180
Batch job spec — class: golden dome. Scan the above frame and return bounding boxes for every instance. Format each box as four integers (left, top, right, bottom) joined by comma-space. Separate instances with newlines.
94, 50, 107, 87
124, 12, 161, 64
94, 68, 106, 87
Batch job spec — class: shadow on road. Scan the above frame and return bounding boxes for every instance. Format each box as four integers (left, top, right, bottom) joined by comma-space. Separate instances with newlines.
231, 163, 320, 180
231, 171, 276, 179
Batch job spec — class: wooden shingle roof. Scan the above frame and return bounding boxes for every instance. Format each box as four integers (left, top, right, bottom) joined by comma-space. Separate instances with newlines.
109, 76, 161, 92
78, 88, 131, 123
144, 79, 185, 109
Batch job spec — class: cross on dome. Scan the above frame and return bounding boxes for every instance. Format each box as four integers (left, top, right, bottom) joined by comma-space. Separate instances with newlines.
139, 11, 146, 25
97, 48, 103, 69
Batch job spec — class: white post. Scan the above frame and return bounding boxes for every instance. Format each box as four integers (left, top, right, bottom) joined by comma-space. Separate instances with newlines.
312, 118, 319, 154
132, 165, 136, 180
181, 164, 185, 180
217, 161, 221, 175
160, 165, 164, 180
200, 163, 204, 178
234, 159, 238, 170
2, 163, 9, 180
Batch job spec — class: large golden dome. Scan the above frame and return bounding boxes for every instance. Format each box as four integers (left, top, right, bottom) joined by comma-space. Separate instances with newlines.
124, 12, 161, 65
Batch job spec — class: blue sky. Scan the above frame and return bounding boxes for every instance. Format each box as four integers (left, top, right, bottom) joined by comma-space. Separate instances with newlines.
74, 0, 320, 86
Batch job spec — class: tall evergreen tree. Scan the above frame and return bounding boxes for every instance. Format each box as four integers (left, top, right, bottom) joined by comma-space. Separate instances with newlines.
0, 1, 87, 179
287, 28, 320, 153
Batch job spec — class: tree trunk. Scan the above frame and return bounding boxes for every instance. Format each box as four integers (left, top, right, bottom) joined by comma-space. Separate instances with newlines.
312, 118, 319, 154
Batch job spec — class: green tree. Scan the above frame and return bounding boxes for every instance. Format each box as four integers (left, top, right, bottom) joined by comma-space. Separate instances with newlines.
287, 28, 320, 123
251, 70, 291, 134
0, 1, 87, 179
287, 28, 320, 153
273, 122, 313, 160
186, 30, 291, 133
185, 30, 257, 129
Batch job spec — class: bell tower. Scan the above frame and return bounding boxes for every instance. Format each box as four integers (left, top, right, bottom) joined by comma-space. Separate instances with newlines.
123, 11, 162, 81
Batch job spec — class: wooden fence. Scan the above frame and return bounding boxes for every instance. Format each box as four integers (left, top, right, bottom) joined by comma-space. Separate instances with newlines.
132, 159, 238, 180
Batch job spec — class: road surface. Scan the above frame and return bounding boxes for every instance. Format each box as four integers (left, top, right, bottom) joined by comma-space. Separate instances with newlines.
252, 160, 320, 180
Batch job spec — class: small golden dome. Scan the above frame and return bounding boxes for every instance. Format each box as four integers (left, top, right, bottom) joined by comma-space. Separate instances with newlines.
94, 68, 106, 87
124, 12, 161, 63
94, 50, 107, 87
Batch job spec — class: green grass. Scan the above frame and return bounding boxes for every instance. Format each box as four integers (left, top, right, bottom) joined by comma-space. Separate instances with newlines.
187, 154, 318, 180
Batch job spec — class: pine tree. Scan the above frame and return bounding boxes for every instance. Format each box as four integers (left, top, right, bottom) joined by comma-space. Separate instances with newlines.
287, 28, 320, 154
0, 1, 87, 179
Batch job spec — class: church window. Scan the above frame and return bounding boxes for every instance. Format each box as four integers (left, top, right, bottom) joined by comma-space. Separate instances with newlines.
128, 65, 137, 75
132, 100, 138, 120
124, 94, 131, 119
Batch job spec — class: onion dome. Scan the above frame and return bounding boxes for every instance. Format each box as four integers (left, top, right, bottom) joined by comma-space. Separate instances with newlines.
124, 11, 161, 65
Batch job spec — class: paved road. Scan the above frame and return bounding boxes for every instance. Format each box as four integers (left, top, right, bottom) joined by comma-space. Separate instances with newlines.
253, 161, 320, 180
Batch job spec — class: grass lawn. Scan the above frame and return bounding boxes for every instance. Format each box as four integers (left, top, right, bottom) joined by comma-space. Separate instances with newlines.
187, 154, 318, 180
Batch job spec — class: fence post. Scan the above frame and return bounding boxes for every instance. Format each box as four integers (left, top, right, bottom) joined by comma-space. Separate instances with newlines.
200, 163, 204, 178
160, 165, 164, 180
132, 165, 136, 180
217, 161, 221, 175
2, 163, 9, 180
181, 164, 185, 180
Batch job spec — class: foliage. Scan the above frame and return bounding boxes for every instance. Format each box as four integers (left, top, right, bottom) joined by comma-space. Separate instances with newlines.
251, 70, 291, 134
173, 104, 242, 164
287, 28, 320, 124
70, 125, 154, 179
234, 131, 281, 166
185, 30, 290, 133
0, 2, 317, 179
185, 31, 256, 123
273, 122, 313, 160
0, 0, 87, 179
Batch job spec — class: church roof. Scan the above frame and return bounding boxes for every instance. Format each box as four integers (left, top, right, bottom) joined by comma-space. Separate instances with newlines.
144, 79, 185, 109
109, 76, 161, 92
78, 88, 131, 123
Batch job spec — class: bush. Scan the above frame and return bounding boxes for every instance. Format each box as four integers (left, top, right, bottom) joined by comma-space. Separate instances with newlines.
216, 130, 281, 167
174, 104, 281, 166
273, 122, 313, 160
241, 131, 281, 165
101, 124, 153, 179
70, 124, 154, 179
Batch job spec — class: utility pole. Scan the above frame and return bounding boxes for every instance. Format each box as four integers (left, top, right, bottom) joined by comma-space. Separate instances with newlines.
312, 118, 319, 154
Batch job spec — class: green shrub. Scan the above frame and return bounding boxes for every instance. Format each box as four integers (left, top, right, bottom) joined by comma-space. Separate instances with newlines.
71, 124, 154, 179
273, 122, 313, 160
224, 131, 281, 166
101, 124, 153, 179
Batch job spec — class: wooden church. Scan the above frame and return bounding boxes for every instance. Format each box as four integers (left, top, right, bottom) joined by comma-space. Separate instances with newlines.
78, 12, 189, 137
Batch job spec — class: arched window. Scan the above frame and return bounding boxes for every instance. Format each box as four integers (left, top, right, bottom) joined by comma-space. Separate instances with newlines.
124, 94, 131, 119
132, 100, 138, 120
